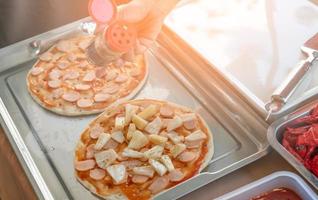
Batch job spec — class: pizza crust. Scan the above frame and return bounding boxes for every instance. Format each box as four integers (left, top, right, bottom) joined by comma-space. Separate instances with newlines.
74, 99, 214, 199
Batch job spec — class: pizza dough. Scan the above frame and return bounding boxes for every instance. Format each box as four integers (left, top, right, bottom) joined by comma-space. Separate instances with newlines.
26, 35, 148, 116
74, 99, 214, 200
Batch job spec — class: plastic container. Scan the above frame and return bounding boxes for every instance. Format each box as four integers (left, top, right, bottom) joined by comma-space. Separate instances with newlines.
216, 171, 317, 200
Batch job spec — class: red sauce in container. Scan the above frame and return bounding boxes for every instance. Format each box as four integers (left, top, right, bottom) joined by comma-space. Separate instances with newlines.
251, 187, 302, 200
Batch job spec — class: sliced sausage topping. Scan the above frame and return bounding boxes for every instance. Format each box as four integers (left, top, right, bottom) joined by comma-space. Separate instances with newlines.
62, 91, 80, 102
75, 159, 95, 171
77, 98, 93, 108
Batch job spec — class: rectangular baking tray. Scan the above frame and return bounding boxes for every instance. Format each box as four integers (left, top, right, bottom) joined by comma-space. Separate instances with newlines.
267, 101, 318, 190
0, 18, 269, 200
215, 171, 318, 200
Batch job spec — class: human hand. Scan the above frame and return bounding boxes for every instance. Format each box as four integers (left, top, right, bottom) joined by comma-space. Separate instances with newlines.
117, 0, 179, 59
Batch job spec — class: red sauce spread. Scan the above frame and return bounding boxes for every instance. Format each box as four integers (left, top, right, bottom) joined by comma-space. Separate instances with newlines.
282, 105, 318, 177
251, 187, 302, 200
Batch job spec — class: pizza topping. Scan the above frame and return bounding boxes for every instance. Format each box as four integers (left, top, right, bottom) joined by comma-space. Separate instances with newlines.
115, 74, 128, 83
78, 61, 89, 68
56, 40, 77, 52
185, 130, 207, 142
106, 164, 127, 185
89, 168, 106, 180
111, 131, 125, 143
125, 104, 139, 125
75, 159, 95, 171
83, 71, 96, 82
132, 175, 149, 184
132, 166, 155, 177
52, 88, 64, 99
31, 67, 44, 76
144, 145, 164, 159
106, 70, 118, 81
128, 130, 149, 150
94, 93, 110, 102
86, 144, 95, 159
185, 140, 203, 149
127, 123, 136, 140
166, 116, 183, 132
145, 117, 162, 135
90, 124, 104, 139
138, 105, 159, 120
48, 80, 62, 88
168, 169, 185, 182
122, 148, 144, 158
75, 84, 91, 91
49, 69, 62, 80
103, 139, 119, 150
148, 176, 169, 194
62, 91, 80, 102
102, 84, 120, 94
52, 52, 64, 61
149, 135, 168, 145
181, 113, 197, 130
121, 160, 143, 170
167, 131, 184, 144
57, 61, 70, 70
114, 58, 125, 68
132, 115, 149, 130
94, 133, 111, 150
160, 155, 175, 172
149, 159, 167, 176
115, 117, 126, 130
130, 68, 141, 77
94, 149, 118, 169
77, 98, 93, 108
160, 105, 174, 118
79, 39, 92, 50
170, 143, 186, 158
39, 52, 53, 61
95, 67, 107, 78
178, 151, 197, 163
63, 70, 80, 80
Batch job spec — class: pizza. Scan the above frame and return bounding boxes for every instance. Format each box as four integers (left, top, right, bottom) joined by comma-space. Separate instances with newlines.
74, 99, 214, 200
26, 35, 148, 116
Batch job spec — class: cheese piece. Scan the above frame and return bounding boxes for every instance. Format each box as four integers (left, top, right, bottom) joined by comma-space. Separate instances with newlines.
127, 123, 136, 140
115, 116, 125, 130
106, 164, 127, 185
160, 155, 175, 172
94, 149, 117, 169
166, 116, 183, 132
149, 159, 167, 176
94, 133, 111, 150
149, 135, 168, 145
144, 145, 164, 159
132, 114, 148, 130
181, 113, 197, 130
170, 143, 186, 158
128, 131, 149, 150
111, 131, 125, 144
137, 105, 159, 120
122, 148, 144, 158
145, 116, 162, 135
167, 131, 184, 144
125, 104, 139, 125
132, 166, 155, 178
185, 130, 207, 142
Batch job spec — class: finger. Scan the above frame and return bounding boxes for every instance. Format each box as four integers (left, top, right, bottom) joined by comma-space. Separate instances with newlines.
117, 0, 155, 23
137, 19, 163, 41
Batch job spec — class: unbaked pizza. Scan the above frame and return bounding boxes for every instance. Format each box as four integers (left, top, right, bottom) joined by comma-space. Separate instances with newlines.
74, 99, 214, 200
26, 35, 148, 116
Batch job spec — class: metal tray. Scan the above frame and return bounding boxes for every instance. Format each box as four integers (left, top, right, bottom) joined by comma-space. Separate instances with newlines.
215, 171, 318, 200
0, 18, 269, 200
268, 101, 318, 190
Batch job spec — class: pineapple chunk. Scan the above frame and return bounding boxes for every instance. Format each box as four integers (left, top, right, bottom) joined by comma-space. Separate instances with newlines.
132, 114, 148, 130
115, 116, 126, 130
94, 149, 117, 169
181, 113, 196, 122
122, 148, 144, 158
160, 155, 175, 172
106, 164, 127, 185
94, 133, 111, 150
145, 116, 162, 135
167, 131, 184, 144
137, 105, 159, 120
111, 131, 125, 144
185, 130, 207, 142
166, 116, 183, 132
149, 159, 167, 176
149, 135, 168, 145
170, 143, 186, 158
132, 166, 155, 177
125, 104, 139, 125
144, 145, 164, 159
127, 123, 136, 140
128, 130, 149, 150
